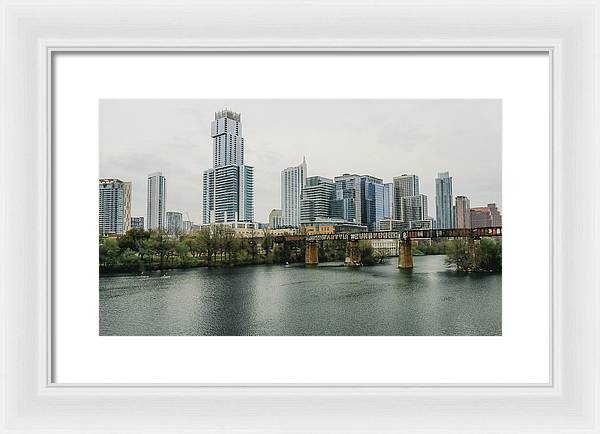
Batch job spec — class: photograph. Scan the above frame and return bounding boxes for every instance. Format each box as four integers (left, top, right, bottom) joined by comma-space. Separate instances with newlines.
98, 99, 503, 336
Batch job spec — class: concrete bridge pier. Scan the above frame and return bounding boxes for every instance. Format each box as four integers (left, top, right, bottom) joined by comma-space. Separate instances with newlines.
345, 240, 361, 267
305, 240, 319, 265
398, 239, 414, 269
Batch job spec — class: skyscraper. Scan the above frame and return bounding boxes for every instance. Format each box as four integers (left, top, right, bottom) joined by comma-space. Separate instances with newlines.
281, 157, 307, 227
166, 211, 183, 234
393, 174, 419, 221
392, 174, 428, 225
470, 203, 502, 228
331, 174, 362, 223
300, 176, 334, 223
401, 194, 428, 222
147, 172, 166, 230
99, 178, 131, 236
360, 175, 384, 231
435, 171, 454, 229
331, 174, 384, 230
455, 195, 471, 228
122, 181, 131, 233
202, 110, 254, 224
211, 109, 244, 167
383, 182, 394, 220
130, 216, 144, 230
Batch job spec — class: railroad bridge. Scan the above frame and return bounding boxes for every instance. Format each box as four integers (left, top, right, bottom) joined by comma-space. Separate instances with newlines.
274, 227, 502, 269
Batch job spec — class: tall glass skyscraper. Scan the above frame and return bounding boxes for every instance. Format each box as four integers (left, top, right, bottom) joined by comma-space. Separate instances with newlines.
383, 182, 394, 220
300, 176, 334, 223
360, 175, 384, 231
281, 157, 307, 227
99, 178, 131, 235
202, 110, 254, 224
393, 174, 427, 224
331, 174, 361, 223
435, 171, 454, 229
393, 174, 419, 221
331, 174, 383, 230
147, 172, 166, 230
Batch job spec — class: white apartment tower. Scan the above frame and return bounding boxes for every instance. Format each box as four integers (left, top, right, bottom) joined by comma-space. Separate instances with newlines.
99, 178, 131, 236
147, 172, 166, 230
281, 157, 307, 227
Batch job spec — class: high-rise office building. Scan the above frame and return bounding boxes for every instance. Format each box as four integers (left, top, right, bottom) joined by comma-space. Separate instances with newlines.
393, 174, 419, 219
130, 216, 144, 230
331, 174, 384, 230
360, 175, 384, 231
268, 209, 284, 229
331, 174, 362, 224
202, 110, 254, 224
470, 207, 492, 228
147, 172, 166, 230
401, 194, 428, 222
300, 176, 334, 223
470, 203, 502, 228
166, 211, 183, 234
392, 174, 428, 225
281, 157, 307, 227
99, 178, 131, 236
435, 171, 454, 229
455, 195, 471, 228
383, 182, 394, 220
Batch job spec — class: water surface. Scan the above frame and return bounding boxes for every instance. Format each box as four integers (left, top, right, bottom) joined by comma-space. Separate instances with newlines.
99, 255, 501, 336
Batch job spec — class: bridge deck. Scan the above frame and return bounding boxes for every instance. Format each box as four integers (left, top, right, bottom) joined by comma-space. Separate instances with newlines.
274, 227, 502, 243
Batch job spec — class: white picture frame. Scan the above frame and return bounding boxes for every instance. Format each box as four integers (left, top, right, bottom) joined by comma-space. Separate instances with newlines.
1, 0, 598, 432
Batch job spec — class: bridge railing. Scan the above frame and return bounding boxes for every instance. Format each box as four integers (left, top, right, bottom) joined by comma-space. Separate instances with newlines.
277, 226, 502, 243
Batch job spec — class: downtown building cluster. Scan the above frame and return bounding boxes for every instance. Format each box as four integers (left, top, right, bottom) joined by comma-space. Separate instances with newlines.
100, 108, 501, 238
272, 166, 502, 234
98, 171, 194, 236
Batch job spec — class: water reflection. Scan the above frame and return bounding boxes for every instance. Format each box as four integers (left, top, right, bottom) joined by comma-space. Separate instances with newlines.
99, 255, 501, 336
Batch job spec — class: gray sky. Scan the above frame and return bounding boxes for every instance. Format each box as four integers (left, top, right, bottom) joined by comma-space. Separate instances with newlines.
99, 99, 501, 224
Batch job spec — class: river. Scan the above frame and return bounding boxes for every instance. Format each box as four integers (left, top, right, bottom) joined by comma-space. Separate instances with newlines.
99, 255, 501, 336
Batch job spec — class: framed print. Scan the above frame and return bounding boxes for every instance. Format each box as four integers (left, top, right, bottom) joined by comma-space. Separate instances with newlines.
1, 0, 599, 433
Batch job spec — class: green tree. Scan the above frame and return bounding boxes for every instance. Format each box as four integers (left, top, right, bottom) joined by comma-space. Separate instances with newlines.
445, 237, 502, 272
445, 239, 474, 271
147, 230, 176, 268
198, 226, 216, 263
261, 230, 273, 256
358, 241, 376, 266
120, 248, 142, 269
477, 237, 502, 272
118, 228, 149, 252
99, 237, 120, 267
175, 241, 190, 266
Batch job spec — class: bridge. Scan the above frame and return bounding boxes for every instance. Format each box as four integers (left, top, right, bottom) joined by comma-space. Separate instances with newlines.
274, 226, 502, 269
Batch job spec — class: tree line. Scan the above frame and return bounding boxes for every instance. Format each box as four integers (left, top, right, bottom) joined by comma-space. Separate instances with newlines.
99, 227, 501, 273
99, 227, 350, 272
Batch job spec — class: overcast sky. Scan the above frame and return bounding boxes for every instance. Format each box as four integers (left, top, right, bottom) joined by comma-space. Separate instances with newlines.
99, 99, 501, 224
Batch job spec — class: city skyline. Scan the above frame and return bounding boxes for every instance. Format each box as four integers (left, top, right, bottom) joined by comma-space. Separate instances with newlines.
99, 99, 502, 224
